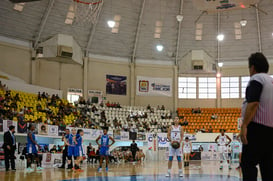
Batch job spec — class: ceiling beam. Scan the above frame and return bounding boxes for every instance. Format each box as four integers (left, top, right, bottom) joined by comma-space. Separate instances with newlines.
33, 0, 55, 50
175, 0, 184, 65
85, 1, 104, 57
131, 0, 146, 63
255, 4, 262, 52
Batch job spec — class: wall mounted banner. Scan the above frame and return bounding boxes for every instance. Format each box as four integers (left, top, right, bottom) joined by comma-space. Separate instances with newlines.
136, 76, 172, 97
88, 90, 103, 104
106, 75, 127, 95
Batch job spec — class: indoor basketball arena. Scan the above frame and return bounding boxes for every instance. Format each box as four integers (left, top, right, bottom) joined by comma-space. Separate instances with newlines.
1, 0, 273, 180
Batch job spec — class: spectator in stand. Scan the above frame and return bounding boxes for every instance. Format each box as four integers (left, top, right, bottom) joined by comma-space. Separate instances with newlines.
157, 105, 160, 110
161, 105, 165, 110
38, 92, 41, 101
199, 145, 204, 152
211, 113, 218, 120
43, 145, 49, 153
50, 145, 57, 153
147, 104, 151, 110
192, 107, 201, 114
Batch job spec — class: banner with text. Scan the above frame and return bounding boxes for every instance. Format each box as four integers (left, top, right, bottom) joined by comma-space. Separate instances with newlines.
136, 76, 172, 97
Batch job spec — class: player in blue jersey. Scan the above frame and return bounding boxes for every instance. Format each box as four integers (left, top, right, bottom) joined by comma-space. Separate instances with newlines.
66, 128, 77, 169
96, 128, 115, 172
26, 124, 42, 172
73, 129, 85, 172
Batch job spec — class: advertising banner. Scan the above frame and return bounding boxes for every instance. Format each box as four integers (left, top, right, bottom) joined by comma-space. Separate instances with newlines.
88, 90, 103, 104
38, 124, 48, 135
90, 129, 103, 140
106, 75, 127, 95
136, 76, 172, 97
147, 133, 170, 148
120, 131, 129, 141
48, 125, 58, 136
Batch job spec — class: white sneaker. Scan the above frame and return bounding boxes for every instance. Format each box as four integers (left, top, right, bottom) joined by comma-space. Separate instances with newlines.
37, 167, 44, 170
165, 172, 170, 177
179, 171, 184, 177
26, 167, 34, 172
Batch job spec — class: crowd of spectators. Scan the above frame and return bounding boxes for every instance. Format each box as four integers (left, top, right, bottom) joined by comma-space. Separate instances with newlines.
0, 85, 171, 133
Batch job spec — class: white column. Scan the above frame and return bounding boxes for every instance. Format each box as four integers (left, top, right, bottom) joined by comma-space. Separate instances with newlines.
173, 65, 178, 112
130, 63, 135, 106
83, 57, 88, 100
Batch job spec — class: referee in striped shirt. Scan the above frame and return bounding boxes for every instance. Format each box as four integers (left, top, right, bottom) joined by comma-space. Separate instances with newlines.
240, 52, 273, 181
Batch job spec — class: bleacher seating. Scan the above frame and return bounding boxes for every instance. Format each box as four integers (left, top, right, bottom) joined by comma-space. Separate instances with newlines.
177, 108, 241, 133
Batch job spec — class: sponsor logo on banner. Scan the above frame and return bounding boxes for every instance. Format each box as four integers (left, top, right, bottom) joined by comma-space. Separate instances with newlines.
120, 131, 129, 141
48, 125, 58, 136
3, 120, 18, 132
139, 80, 149, 92
38, 124, 48, 135
82, 129, 92, 139
91, 129, 103, 140
147, 133, 170, 148
136, 76, 172, 97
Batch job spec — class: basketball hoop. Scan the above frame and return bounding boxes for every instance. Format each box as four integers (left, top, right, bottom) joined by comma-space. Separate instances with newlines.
73, 0, 103, 26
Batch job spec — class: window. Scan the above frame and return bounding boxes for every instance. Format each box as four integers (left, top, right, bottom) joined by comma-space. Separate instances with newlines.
198, 77, 216, 99
178, 77, 196, 99
221, 77, 239, 98
241, 76, 250, 98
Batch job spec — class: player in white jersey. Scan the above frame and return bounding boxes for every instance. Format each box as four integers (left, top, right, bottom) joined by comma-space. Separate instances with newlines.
182, 137, 192, 167
166, 117, 184, 177
215, 129, 232, 169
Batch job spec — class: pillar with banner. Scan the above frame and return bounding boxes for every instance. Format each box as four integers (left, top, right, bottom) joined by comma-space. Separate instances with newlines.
151, 132, 159, 161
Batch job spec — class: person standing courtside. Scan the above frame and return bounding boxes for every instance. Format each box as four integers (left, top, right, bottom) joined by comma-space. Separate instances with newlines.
3, 125, 16, 171
130, 140, 138, 161
240, 52, 273, 181
59, 129, 70, 168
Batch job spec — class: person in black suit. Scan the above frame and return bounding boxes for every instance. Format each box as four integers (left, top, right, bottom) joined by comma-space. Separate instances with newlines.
3, 125, 16, 171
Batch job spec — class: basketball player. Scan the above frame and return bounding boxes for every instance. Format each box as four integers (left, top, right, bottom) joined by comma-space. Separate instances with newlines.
182, 137, 192, 167
166, 116, 184, 177
73, 129, 84, 171
26, 124, 42, 172
67, 128, 77, 169
96, 128, 115, 172
215, 129, 232, 169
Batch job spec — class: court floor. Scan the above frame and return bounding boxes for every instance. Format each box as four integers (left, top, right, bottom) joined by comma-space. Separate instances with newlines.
0, 160, 260, 181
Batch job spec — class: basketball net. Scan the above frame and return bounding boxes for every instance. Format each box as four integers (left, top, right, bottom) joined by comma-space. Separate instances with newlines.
73, 0, 103, 26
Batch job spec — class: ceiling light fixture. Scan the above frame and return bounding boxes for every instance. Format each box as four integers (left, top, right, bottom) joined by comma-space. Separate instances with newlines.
107, 20, 115, 28
240, 19, 247, 27
176, 15, 183, 22
156, 44, 164, 52
218, 62, 223, 67
217, 34, 224, 41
